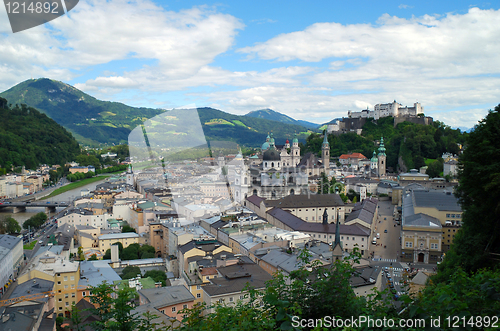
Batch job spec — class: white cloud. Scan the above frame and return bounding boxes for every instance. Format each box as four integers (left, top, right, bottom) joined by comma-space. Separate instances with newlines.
0, 0, 243, 90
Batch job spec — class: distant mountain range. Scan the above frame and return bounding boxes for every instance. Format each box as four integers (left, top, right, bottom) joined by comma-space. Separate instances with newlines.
0, 78, 315, 147
245, 108, 319, 129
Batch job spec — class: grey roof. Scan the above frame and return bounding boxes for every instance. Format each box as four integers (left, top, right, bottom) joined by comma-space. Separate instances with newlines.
139, 285, 194, 308
246, 195, 265, 207
0, 234, 22, 250
75, 225, 97, 230
9, 278, 54, 302
412, 190, 462, 211
411, 271, 429, 285
265, 194, 344, 209
404, 213, 442, 228
203, 262, 272, 296
350, 265, 380, 287
267, 208, 370, 236
345, 198, 378, 225
79, 260, 122, 287
178, 240, 225, 255
33, 245, 64, 258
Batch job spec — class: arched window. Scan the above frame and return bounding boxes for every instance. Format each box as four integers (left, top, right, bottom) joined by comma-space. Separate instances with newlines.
271, 162, 274, 168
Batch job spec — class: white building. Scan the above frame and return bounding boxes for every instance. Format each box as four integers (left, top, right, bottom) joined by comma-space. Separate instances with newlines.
348, 101, 422, 120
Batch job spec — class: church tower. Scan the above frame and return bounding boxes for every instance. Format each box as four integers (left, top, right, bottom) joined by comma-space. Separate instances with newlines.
370, 150, 378, 176
291, 134, 300, 167
331, 218, 343, 262
321, 131, 330, 173
377, 137, 387, 177
126, 164, 134, 186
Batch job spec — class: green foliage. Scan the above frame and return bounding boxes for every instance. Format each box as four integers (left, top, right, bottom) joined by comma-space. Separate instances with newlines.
121, 266, 141, 280
304, 117, 467, 172
22, 212, 47, 230
408, 268, 500, 330
426, 158, 444, 178
88, 254, 98, 261
437, 104, 500, 277
0, 79, 164, 145
0, 98, 80, 169
143, 270, 167, 286
0, 215, 21, 234
122, 225, 137, 233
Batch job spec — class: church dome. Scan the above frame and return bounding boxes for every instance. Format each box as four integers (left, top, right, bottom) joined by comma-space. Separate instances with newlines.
371, 151, 378, 162
263, 148, 281, 161
261, 142, 270, 150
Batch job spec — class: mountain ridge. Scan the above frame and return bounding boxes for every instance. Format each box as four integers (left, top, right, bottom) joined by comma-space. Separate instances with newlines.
0, 79, 314, 147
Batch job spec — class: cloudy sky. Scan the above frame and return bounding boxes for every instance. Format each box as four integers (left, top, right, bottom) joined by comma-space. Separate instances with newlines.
1, 0, 499, 129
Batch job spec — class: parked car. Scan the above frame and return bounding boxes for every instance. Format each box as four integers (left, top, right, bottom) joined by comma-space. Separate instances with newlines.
384, 229, 388, 233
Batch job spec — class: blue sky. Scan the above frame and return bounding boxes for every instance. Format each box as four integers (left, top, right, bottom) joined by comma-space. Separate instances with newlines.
0, 0, 499, 129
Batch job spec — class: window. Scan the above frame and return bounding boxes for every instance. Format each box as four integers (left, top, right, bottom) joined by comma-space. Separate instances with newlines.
82, 292, 86, 296
362, 238, 364, 241
65, 294, 68, 298
64, 276, 68, 281
431, 243, 438, 249
65, 302, 69, 306
72, 293, 75, 298
196, 285, 201, 290
71, 284, 75, 289
70, 276, 74, 281
312, 217, 315, 221
196, 293, 201, 298
446, 214, 450, 218
352, 237, 355, 240
57, 281, 61, 285
58, 298, 62, 302
183, 304, 188, 309
172, 307, 176, 312
58, 307, 62, 311
57, 273, 61, 277
405, 242, 413, 248
64, 285, 68, 289
229, 297, 234, 302
305, 217, 308, 220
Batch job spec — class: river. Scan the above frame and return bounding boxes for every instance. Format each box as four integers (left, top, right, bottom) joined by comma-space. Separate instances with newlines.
1, 178, 107, 227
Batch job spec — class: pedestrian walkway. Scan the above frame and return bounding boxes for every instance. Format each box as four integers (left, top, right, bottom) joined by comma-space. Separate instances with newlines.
380, 258, 397, 262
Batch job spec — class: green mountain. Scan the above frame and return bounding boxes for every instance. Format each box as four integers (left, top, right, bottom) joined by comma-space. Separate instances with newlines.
245, 108, 319, 129
1, 79, 315, 148
197, 107, 312, 148
0, 78, 164, 145
0, 97, 80, 170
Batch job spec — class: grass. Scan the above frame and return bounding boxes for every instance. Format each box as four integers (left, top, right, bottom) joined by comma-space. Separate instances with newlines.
42, 175, 110, 200
23, 241, 37, 250
424, 158, 436, 166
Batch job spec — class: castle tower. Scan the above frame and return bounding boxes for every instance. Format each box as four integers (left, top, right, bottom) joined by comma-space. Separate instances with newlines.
291, 134, 300, 166
377, 137, 387, 177
321, 131, 330, 173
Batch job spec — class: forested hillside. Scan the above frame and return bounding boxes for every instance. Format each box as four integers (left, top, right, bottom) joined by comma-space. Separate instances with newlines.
0, 97, 80, 170
304, 117, 468, 174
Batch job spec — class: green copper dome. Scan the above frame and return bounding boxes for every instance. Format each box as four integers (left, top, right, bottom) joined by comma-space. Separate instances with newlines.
378, 137, 386, 156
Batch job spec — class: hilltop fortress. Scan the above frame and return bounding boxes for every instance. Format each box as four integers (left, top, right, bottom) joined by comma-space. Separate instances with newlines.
328, 101, 433, 135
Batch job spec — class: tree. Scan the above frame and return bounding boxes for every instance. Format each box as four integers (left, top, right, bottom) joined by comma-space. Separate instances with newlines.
121, 266, 141, 280
143, 270, 167, 286
88, 254, 98, 261
122, 225, 136, 233
0, 216, 21, 234
87, 282, 115, 331
438, 104, 500, 277
69, 303, 85, 331
22, 212, 47, 230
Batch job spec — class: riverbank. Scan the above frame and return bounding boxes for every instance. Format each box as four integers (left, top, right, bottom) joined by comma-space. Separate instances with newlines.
41, 175, 110, 200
